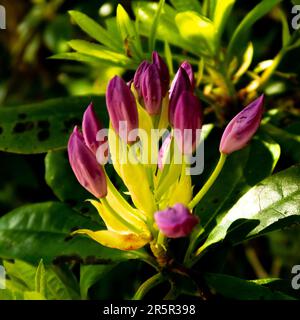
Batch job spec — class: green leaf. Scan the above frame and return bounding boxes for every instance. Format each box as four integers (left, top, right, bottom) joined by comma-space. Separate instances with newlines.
278, 8, 291, 46
45, 150, 102, 225
170, 0, 202, 13
44, 266, 75, 300
80, 265, 116, 299
148, 0, 165, 52
45, 150, 90, 203
50, 52, 105, 65
23, 291, 46, 300
68, 40, 133, 68
0, 95, 107, 154
195, 134, 280, 236
262, 123, 300, 163
200, 165, 300, 252
133, 2, 199, 56
35, 260, 46, 297
175, 11, 216, 54
0, 202, 131, 264
4, 260, 36, 291
213, 0, 236, 42
68, 11, 122, 52
226, 0, 283, 63
116, 4, 143, 60
205, 273, 296, 300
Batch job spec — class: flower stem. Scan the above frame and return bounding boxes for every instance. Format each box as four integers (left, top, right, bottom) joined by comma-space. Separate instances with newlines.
132, 273, 165, 300
188, 153, 227, 210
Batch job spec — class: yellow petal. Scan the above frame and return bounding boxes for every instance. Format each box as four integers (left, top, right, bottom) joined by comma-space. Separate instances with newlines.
108, 126, 157, 218
72, 229, 151, 251
90, 198, 148, 234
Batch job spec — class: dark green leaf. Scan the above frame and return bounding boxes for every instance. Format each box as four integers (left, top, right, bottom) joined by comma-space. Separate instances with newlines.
0, 202, 131, 264
201, 165, 300, 252
205, 273, 295, 300
80, 264, 116, 299
195, 135, 280, 236
226, 0, 283, 63
0, 95, 107, 154
148, 0, 165, 52
262, 123, 300, 163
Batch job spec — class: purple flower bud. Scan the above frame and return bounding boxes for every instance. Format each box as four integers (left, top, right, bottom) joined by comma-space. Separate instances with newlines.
169, 67, 192, 125
154, 203, 199, 238
158, 133, 172, 170
133, 60, 150, 96
219, 95, 264, 154
152, 51, 170, 97
68, 127, 107, 198
173, 91, 203, 155
82, 103, 102, 154
106, 76, 139, 142
180, 61, 195, 90
141, 64, 162, 115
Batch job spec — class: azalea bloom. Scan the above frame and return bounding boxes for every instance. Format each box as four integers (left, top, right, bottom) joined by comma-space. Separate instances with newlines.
67, 52, 263, 253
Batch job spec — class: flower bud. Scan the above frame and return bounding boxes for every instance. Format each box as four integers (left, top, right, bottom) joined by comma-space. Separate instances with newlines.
141, 64, 162, 115
219, 95, 264, 154
106, 76, 139, 142
133, 60, 150, 96
180, 61, 195, 90
169, 67, 192, 125
68, 127, 107, 198
173, 91, 203, 155
152, 51, 170, 97
154, 203, 199, 238
82, 102, 102, 154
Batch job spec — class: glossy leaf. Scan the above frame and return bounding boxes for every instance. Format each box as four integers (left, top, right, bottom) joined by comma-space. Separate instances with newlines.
175, 11, 216, 54
170, 0, 202, 13
0, 95, 107, 154
205, 273, 295, 300
68, 40, 133, 67
80, 264, 116, 299
0, 202, 132, 264
133, 2, 199, 56
200, 165, 300, 252
226, 0, 283, 62
195, 135, 280, 235
213, 0, 236, 42
116, 4, 143, 60
148, 0, 165, 52
262, 123, 300, 163
68, 11, 122, 52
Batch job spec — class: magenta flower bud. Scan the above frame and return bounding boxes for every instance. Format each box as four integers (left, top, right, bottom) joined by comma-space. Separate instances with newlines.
68, 127, 107, 198
133, 60, 150, 96
219, 95, 264, 154
158, 133, 172, 170
169, 67, 192, 125
154, 203, 199, 238
152, 51, 170, 97
173, 91, 203, 155
180, 61, 195, 90
106, 76, 139, 142
82, 103, 102, 154
141, 64, 162, 115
